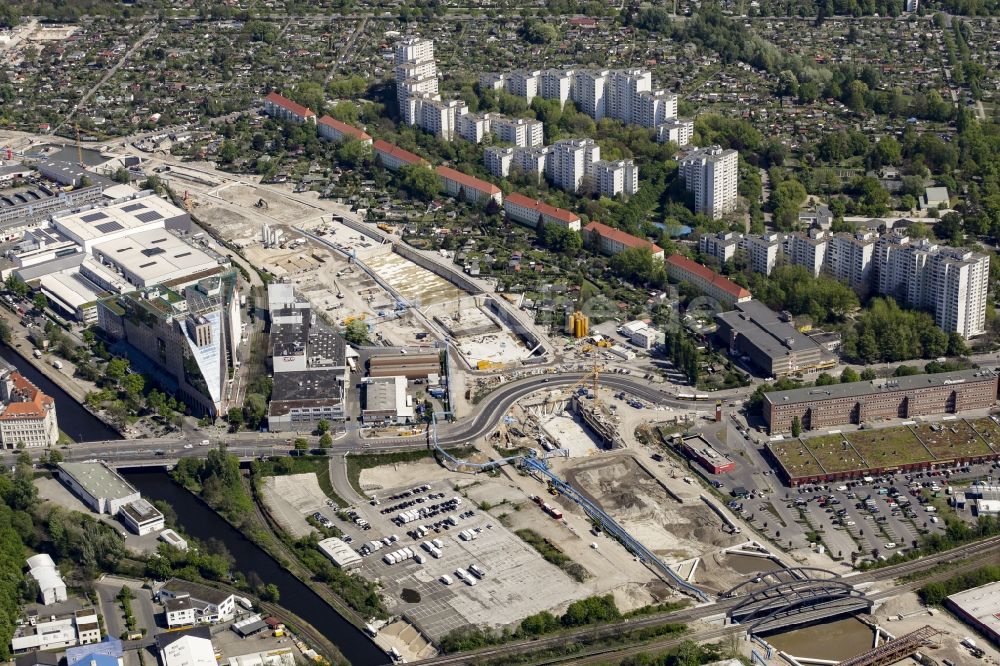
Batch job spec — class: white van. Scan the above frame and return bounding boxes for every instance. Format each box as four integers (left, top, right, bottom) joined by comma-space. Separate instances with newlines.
440, 575, 453, 585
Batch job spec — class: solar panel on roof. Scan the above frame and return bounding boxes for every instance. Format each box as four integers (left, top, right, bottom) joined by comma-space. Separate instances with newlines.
135, 210, 163, 223
121, 203, 146, 213
81, 212, 108, 223
95, 221, 124, 233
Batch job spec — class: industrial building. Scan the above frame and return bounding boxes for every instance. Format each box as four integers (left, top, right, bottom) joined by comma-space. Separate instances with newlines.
267, 283, 350, 431
715, 300, 834, 377
0, 362, 59, 448
158, 579, 238, 626
119, 498, 166, 535
665, 254, 751, 308
26, 554, 66, 606
763, 368, 999, 434
945, 581, 1000, 647
66, 638, 124, 666
679, 435, 736, 474
317, 536, 363, 570
362, 376, 415, 425
11, 608, 101, 654
57, 461, 166, 534
367, 350, 440, 379
156, 627, 216, 666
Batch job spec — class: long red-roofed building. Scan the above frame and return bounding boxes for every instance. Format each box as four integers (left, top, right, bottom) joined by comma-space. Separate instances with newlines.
263, 92, 317, 124
0, 367, 58, 448
504, 193, 581, 231
583, 221, 664, 261
318, 115, 372, 145
435, 166, 503, 205
373, 139, 429, 171
665, 254, 752, 307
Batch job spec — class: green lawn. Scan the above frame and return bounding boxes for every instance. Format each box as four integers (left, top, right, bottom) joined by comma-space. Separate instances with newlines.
848, 428, 928, 468
912, 421, 993, 460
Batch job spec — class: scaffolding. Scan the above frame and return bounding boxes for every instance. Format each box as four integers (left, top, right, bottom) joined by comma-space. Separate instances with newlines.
837, 625, 940, 666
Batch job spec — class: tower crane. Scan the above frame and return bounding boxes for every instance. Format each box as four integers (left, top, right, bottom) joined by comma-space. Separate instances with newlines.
567, 363, 603, 405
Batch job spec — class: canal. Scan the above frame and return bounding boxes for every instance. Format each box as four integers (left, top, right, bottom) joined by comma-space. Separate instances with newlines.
0, 346, 387, 665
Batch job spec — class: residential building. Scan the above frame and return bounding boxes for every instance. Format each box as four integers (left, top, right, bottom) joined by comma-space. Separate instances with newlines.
786, 228, 829, 277
665, 254, 752, 307
477, 72, 505, 91
0, 364, 58, 448
605, 69, 652, 125
825, 231, 875, 293
372, 140, 428, 172
484, 147, 513, 178
394, 37, 438, 123
699, 232, 741, 265
396, 75, 439, 125
157, 627, 216, 666
505, 70, 541, 103
715, 300, 833, 377
875, 234, 989, 337
504, 193, 581, 231
656, 118, 694, 147
97, 271, 242, 417
11, 609, 101, 654
492, 116, 544, 148
415, 96, 467, 140
678, 146, 739, 219
798, 204, 833, 229
158, 580, 237, 625
763, 368, 998, 434
435, 166, 503, 205
744, 233, 783, 276
583, 221, 664, 261
267, 283, 350, 430
25, 554, 66, 606
511, 146, 549, 182
572, 70, 609, 120
593, 160, 639, 197
317, 116, 372, 145
635, 90, 677, 129
362, 376, 414, 424
458, 112, 492, 143
546, 138, 599, 193
540, 68, 575, 107
262, 92, 316, 124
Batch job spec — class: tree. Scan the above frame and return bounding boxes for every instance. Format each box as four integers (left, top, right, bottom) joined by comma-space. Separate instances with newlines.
840, 367, 859, 383
293, 438, 308, 450
32, 292, 48, 312
609, 245, 656, 284
260, 583, 280, 602
398, 164, 439, 200
0, 321, 10, 344
330, 101, 358, 124
344, 319, 369, 345
947, 332, 969, 356
316, 419, 331, 435
243, 393, 267, 430
335, 139, 370, 168
860, 368, 877, 381
121, 373, 144, 399
227, 407, 244, 431
319, 433, 333, 448
520, 20, 557, 44
105, 358, 129, 385
112, 167, 131, 184
791, 416, 801, 438
5, 275, 28, 298
218, 140, 239, 164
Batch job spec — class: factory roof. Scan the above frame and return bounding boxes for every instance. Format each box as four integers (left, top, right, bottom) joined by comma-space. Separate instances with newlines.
272, 370, 346, 402
38, 272, 106, 311
716, 300, 824, 359
157, 628, 216, 666
317, 537, 362, 568
765, 368, 998, 407
66, 638, 123, 666
363, 376, 414, 419
120, 498, 163, 524
92, 229, 221, 286
946, 580, 1000, 641
52, 195, 182, 244
57, 462, 137, 501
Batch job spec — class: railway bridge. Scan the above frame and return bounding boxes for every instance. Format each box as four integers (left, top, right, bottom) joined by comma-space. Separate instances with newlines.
724, 568, 873, 634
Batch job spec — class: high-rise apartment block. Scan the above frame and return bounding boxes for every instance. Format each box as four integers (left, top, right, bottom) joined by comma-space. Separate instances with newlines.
484, 146, 514, 178
656, 118, 694, 147
505, 70, 541, 103
785, 228, 828, 277
826, 231, 876, 293
605, 69, 652, 125
593, 159, 639, 197
492, 116, 544, 147
540, 69, 575, 107
458, 113, 493, 143
678, 146, 738, 219
572, 70, 609, 120
546, 139, 600, 193
699, 231, 781, 276
511, 146, 550, 182
414, 96, 467, 141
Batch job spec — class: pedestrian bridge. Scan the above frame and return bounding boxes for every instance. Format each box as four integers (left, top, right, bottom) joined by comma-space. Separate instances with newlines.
723, 567, 873, 634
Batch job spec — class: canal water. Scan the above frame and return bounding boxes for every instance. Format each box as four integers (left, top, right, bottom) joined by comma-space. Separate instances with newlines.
0, 346, 387, 665
762, 617, 875, 662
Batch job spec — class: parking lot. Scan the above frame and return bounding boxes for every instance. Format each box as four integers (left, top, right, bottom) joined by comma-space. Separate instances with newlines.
330, 481, 585, 641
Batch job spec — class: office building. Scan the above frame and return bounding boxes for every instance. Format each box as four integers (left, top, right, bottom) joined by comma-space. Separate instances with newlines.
825, 231, 875, 293
435, 166, 503, 205
593, 159, 639, 197
484, 147, 513, 178
699, 232, 741, 265
546, 138, 599, 193
763, 368, 998, 434
98, 271, 242, 417
656, 118, 694, 147
317, 116, 372, 145
263, 92, 316, 124
492, 116, 544, 148
0, 364, 58, 448
267, 283, 349, 431
505, 70, 541, 103
11, 609, 100, 654
372, 139, 428, 172
875, 233, 989, 337
786, 229, 828, 277
504, 193, 581, 231
665, 254, 752, 308
26, 554, 66, 606
583, 221, 664, 261
715, 300, 833, 377
362, 376, 414, 424
678, 146, 738, 219
605, 69, 652, 125
156, 627, 216, 666
158, 580, 237, 625
458, 112, 493, 143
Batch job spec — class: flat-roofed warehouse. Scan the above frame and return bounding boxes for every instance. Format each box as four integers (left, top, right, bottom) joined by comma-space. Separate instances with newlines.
945, 580, 1000, 647
715, 300, 834, 377
317, 537, 362, 570
57, 461, 140, 514
367, 351, 440, 379
51, 194, 188, 253
764, 368, 999, 434
92, 229, 224, 288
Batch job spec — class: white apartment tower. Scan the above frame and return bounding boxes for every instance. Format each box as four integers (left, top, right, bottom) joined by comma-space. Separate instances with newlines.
786, 229, 829, 278
416, 97, 467, 141
678, 146, 738, 219
593, 159, 639, 197
657, 118, 694, 147
484, 146, 514, 178
635, 90, 678, 128
606, 69, 652, 125
511, 146, 550, 183
395, 37, 439, 124
572, 70, 609, 121
458, 112, 493, 143
492, 117, 544, 147
506, 70, 541, 103
743, 233, 782, 276
825, 231, 876, 293
546, 139, 600, 193
540, 69, 575, 107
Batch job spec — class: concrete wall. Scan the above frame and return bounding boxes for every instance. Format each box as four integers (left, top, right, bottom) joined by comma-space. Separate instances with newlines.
392, 243, 484, 295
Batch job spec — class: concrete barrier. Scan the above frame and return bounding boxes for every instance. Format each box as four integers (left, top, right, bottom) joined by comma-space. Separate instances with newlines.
392, 243, 483, 295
